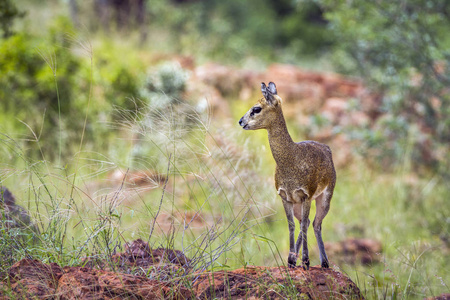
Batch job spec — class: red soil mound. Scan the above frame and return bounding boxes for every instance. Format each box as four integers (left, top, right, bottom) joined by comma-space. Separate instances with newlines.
194, 265, 364, 299
0, 239, 365, 299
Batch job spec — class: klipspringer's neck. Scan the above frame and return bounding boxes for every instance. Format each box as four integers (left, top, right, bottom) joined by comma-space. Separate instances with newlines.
266, 110, 296, 166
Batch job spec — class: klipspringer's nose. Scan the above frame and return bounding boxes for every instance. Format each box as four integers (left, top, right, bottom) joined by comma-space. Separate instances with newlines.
239, 117, 244, 126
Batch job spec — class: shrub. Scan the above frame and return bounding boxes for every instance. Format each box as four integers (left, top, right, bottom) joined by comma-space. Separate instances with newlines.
319, 0, 450, 171
0, 0, 25, 38
0, 18, 84, 161
140, 61, 190, 109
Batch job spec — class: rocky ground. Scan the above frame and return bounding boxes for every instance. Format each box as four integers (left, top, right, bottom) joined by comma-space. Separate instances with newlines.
0, 239, 365, 300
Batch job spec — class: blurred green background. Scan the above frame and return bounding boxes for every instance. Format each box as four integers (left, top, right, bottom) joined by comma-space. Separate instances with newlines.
0, 0, 449, 299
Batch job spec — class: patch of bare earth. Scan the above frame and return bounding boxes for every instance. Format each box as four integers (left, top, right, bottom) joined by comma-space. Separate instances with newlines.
0, 239, 364, 299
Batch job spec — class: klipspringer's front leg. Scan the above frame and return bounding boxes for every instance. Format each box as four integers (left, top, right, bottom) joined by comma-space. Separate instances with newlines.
281, 198, 297, 268
292, 190, 307, 263
300, 200, 312, 270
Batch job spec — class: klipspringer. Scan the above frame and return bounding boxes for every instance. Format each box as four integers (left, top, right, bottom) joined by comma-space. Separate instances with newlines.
239, 82, 336, 269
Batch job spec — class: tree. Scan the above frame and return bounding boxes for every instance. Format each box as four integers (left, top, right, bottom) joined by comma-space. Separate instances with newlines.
318, 0, 450, 171
0, 0, 25, 38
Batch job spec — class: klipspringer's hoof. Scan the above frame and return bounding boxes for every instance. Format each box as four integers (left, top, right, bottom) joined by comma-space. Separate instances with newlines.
288, 252, 297, 268
321, 260, 330, 268
302, 259, 310, 270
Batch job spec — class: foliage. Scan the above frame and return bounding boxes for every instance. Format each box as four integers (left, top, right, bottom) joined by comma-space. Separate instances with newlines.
140, 61, 190, 109
0, 0, 25, 38
0, 17, 84, 161
273, 0, 334, 56
318, 0, 450, 171
142, 61, 189, 109
0, 16, 145, 162
93, 41, 143, 113
168, 0, 332, 61
74, 0, 331, 63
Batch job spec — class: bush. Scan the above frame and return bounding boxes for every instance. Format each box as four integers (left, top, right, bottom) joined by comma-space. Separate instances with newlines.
319, 0, 450, 171
0, 0, 25, 38
0, 18, 84, 161
140, 61, 190, 109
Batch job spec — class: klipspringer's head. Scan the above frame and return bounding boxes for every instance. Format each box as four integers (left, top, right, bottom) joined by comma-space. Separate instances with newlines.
239, 82, 282, 130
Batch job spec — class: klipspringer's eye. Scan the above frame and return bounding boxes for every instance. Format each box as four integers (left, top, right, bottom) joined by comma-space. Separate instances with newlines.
253, 107, 262, 114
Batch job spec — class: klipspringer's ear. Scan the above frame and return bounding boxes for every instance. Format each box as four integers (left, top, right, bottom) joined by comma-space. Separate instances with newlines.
261, 82, 276, 104
268, 82, 277, 95
261, 82, 267, 96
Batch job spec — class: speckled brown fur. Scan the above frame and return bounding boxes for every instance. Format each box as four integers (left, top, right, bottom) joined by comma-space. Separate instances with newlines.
239, 82, 336, 269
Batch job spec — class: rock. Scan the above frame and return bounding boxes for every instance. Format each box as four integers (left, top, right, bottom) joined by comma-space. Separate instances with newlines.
150, 54, 195, 71
321, 73, 362, 99
0, 188, 40, 280
264, 63, 365, 100
194, 265, 364, 299
174, 55, 195, 71
328, 134, 354, 168
425, 293, 450, 300
121, 238, 191, 267
155, 211, 208, 232
194, 63, 247, 97
358, 92, 383, 120
82, 239, 191, 279
0, 187, 34, 230
108, 169, 167, 187
321, 97, 348, 124
188, 84, 231, 118
325, 238, 383, 265
260, 64, 327, 113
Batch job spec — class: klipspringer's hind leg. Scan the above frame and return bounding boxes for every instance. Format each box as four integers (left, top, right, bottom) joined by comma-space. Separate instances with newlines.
314, 190, 332, 268
280, 190, 297, 268
300, 199, 312, 270
293, 203, 303, 258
